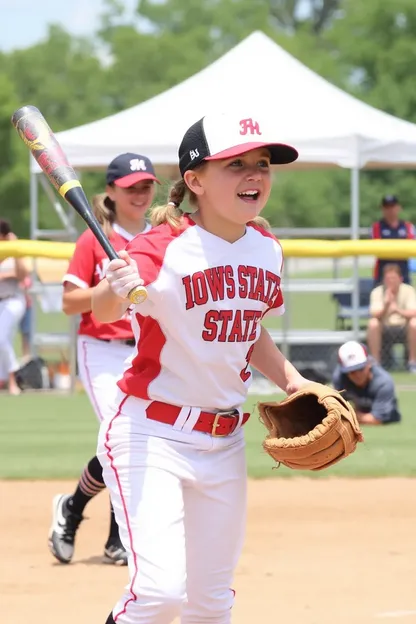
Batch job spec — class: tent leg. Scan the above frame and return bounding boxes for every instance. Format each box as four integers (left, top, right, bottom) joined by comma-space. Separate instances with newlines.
351, 168, 360, 340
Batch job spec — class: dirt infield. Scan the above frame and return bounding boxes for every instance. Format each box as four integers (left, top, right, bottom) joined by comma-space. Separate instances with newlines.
2, 479, 416, 624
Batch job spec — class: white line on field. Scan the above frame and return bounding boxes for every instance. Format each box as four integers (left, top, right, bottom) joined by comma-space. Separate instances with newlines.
376, 611, 416, 619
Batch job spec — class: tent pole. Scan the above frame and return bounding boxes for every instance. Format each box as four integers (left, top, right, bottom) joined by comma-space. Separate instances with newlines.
29, 163, 38, 355
350, 167, 360, 340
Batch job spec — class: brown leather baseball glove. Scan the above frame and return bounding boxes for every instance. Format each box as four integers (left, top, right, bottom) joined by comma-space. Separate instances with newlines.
257, 382, 364, 471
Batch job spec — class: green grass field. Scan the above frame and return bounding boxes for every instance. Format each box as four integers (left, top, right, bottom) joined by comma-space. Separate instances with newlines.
1, 390, 415, 480
5, 263, 414, 481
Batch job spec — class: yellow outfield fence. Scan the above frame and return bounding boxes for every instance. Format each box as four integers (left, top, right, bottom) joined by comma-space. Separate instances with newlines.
1, 238, 416, 261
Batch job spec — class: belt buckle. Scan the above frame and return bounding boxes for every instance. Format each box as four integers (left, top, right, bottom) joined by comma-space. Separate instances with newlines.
211, 410, 237, 437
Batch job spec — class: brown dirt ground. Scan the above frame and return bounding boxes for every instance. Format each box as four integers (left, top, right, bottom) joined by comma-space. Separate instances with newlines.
2, 479, 416, 624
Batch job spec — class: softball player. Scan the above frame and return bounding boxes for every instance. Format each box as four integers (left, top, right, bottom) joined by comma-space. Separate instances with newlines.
92, 113, 310, 624
0, 221, 29, 395
48, 153, 159, 566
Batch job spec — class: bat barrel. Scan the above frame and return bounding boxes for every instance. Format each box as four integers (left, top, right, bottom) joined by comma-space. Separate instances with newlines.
11, 105, 40, 129
11, 104, 82, 199
11, 104, 149, 304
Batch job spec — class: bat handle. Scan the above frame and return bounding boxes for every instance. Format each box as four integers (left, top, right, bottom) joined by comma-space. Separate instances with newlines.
127, 285, 148, 304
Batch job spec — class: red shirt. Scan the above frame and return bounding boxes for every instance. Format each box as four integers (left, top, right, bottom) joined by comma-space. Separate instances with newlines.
63, 224, 150, 340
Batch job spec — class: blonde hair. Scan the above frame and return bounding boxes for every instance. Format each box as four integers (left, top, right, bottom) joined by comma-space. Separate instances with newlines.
92, 192, 115, 238
150, 179, 197, 228
150, 179, 272, 231
249, 215, 271, 231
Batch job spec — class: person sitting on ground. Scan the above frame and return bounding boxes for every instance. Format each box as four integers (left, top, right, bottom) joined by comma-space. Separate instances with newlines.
367, 263, 416, 372
332, 340, 401, 425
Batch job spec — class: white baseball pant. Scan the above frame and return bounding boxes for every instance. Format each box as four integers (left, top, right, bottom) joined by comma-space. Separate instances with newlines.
0, 295, 25, 379
77, 335, 134, 422
97, 391, 247, 624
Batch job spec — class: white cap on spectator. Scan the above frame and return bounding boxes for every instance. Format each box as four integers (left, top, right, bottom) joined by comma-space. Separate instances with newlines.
338, 341, 370, 373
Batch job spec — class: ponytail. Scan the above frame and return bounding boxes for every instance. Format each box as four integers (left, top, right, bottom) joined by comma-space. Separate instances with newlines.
250, 215, 271, 231
92, 192, 115, 238
150, 179, 197, 228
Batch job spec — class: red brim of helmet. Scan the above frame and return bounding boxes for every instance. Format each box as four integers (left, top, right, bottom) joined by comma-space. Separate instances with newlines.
204, 142, 298, 165
114, 172, 161, 187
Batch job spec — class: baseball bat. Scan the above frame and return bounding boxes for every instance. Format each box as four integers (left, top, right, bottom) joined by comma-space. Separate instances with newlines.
11, 105, 147, 305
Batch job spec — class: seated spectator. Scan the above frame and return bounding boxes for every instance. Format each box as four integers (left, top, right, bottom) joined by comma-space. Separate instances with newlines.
0, 219, 29, 395
367, 263, 416, 372
332, 340, 401, 425
371, 194, 414, 285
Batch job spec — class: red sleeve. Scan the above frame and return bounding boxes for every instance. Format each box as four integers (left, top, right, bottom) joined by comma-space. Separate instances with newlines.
63, 230, 96, 289
405, 222, 415, 239
372, 221, 381, 239
262, 284, 284, 318
125, 223, 183, 286
248, 223, 285, 317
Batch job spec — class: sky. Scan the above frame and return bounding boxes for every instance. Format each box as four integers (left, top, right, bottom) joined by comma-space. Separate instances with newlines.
0, 0, 139, 52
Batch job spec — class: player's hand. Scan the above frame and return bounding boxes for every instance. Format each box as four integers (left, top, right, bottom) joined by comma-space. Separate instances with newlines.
384, 288, 393, 304
105, 250, 144, 300
388, 301, 398, 314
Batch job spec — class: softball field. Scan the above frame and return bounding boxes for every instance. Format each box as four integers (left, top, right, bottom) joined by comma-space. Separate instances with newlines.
2, 478, 416, 623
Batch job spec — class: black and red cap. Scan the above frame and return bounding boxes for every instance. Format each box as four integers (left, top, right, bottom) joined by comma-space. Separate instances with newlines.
179, 113, 299, 177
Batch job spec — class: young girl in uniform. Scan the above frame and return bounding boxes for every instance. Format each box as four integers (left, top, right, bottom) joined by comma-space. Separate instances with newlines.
48, 153, 159, 566
93, 114, 310, 623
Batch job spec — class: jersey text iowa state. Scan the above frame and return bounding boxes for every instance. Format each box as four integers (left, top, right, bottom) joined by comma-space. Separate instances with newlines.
182, 265, 281, 342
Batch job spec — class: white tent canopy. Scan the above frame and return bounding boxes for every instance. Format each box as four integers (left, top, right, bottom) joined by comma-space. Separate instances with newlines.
32, 30, 416, 172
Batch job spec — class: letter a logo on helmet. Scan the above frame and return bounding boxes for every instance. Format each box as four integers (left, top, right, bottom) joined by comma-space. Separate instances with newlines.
130, 158, 147, 172
239, 118, 262, 136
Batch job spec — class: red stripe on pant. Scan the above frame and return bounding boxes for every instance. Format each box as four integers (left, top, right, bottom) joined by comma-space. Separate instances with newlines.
104, 395, 138, 621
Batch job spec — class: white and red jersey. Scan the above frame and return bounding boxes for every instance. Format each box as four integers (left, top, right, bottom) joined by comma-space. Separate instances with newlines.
63, 223, 151, 340
118, 215, 284, 410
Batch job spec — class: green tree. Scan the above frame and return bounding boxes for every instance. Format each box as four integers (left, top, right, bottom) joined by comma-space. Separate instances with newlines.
326, 0, 416, 224
0, 72, 30, 234
1, 25, 115, 236
4, 25, 112, 130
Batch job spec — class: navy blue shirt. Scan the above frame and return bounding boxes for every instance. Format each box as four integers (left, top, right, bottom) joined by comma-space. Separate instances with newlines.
332, 364, 401, 424
372, 219, 414, 285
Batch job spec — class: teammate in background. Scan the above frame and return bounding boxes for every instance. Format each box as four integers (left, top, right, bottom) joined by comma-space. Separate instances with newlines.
371, 194, 415, 285
48, 153, 159, 566
332, 340, 401, 425
92, 114, 312, 624
0, 219, 29, 395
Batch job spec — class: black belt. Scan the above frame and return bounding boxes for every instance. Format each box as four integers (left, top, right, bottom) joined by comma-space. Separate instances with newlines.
98, 338, 135, 347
